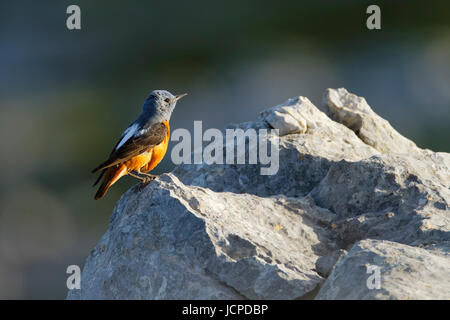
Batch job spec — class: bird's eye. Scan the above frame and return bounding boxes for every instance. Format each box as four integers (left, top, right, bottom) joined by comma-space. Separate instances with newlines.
164, 98, 170, 103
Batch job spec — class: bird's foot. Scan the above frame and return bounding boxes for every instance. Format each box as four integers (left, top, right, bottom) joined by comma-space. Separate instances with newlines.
140, 172, 159, 180
129, 171, 160, 190
142, 176, 155, 183
138, 179, 151, 191
138, 175, 158, 190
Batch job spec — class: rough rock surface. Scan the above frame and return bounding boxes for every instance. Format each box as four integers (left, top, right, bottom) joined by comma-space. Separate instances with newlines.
316, 239, 450, 300
68, 88, 449, 300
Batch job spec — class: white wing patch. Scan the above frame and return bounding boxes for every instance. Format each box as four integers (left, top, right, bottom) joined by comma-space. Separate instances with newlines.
115, 123, 139, 151
138, 128, 148, 135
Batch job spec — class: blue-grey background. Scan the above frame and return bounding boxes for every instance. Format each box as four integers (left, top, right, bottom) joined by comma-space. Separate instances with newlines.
0, 1, 449, 298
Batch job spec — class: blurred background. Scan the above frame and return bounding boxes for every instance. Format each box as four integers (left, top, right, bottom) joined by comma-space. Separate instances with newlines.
0, 0, 449, 299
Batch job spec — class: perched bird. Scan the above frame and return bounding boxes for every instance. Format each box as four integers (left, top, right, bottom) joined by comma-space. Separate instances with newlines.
92, 90, 187, 200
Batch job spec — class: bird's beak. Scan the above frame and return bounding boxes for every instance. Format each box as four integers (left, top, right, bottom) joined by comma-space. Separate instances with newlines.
174, 93, 188, 101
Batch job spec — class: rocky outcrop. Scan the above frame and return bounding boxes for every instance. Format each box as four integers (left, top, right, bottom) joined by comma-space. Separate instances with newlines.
68, 88, 449, 300
316, 239, 450, 300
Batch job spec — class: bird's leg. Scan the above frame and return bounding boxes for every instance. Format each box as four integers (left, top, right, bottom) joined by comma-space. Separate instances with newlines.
128, 172, 154, 186
129, 171, 153, 191
138, 172, 159, 180
128, 172, 145, 181
130, 171, 157, 187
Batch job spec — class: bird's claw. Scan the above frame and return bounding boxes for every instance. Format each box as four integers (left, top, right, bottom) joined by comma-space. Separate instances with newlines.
143, 176, 155, 183
138, 175, 157, 190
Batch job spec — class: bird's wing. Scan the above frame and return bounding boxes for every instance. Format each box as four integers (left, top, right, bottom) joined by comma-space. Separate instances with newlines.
92, 122, 168, 173
92, 124, 135, 186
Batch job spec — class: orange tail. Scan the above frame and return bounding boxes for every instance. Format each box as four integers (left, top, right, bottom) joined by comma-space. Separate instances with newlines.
94, 165, 128, 200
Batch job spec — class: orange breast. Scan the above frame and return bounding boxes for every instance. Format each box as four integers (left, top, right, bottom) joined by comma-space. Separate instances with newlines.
121, 120, 170, 173
124, 150, 154, 172
140, 120, 170, 173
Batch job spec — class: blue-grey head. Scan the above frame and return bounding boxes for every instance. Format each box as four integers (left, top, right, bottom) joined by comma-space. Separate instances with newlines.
142, 90, 187, 121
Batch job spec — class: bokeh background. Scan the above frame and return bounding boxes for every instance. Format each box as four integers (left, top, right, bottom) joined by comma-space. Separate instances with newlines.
0, 0, 449, 299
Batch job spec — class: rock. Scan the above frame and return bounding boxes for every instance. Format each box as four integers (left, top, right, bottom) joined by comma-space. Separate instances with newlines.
68, 88, 450, 300
174, 95, 378, 198
315, 249, 347, 278
68, 174, 338, 299
324, 88, 419, 155
309, 154, 450, 248
315, 239, 450, 300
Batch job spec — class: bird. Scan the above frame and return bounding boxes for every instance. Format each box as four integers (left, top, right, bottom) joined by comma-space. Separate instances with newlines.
92, 90, 187, 200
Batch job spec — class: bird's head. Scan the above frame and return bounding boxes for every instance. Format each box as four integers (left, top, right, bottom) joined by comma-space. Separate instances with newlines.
142, 90, 187, 121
